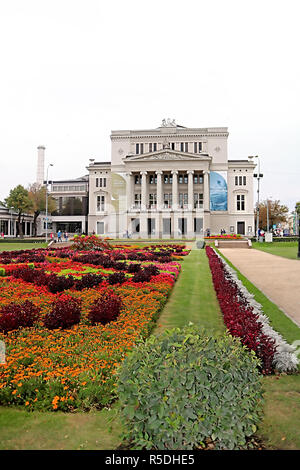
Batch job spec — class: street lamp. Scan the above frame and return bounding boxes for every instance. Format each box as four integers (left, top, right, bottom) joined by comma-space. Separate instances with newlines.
45, 163, 54, 244
249, 155, 263, 241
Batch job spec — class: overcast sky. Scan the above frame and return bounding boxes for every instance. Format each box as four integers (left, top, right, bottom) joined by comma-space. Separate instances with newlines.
0, 0, 299, 210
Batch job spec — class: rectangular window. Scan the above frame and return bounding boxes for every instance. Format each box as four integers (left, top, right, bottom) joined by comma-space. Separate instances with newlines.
239, 176, 243, 185
135, 175, 141, 184
185, 142, 188, 152
180, 142, 184, 152
183, 174, 188, 184
164, 174, 168, 184
140, 143, 144, 154
153, 143, 157, 151
149, 174, 154, 184
149, 193, 157, 208
97, 195, 105, 212
163, 193, 172, 208
171, 142, 175, 150
134, 193, 141, 208
198, 142, 202, 152
179, 193, 188, 208
96, 178, 99, 188
149, 143, 152, 153
243, 176, 246, 185
97, 221, 104, 235
235, 176, 238, 185
194, 193, 203, 209
136, 143, 139, 154
237, 194, 245, 211
194, 142, 197, 153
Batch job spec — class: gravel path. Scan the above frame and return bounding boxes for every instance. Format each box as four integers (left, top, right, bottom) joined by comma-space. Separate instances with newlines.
219, 248, 300, 327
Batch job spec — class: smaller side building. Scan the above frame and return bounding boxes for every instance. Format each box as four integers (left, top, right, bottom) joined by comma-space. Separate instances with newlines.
49, 176, 89, 234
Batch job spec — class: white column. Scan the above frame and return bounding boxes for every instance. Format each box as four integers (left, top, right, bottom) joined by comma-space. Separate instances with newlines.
187, 170, 194, 211
140, 171, 147, 211
156, 171, 163, 210
204, 170, 210, 211
126, 172, 133, 210
171, 170, 178, 210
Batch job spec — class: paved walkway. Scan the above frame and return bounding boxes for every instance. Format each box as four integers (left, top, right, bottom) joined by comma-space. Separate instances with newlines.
219, 248, 300, 327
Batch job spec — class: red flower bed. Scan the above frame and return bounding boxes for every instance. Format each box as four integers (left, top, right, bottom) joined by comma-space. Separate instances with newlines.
205, 246, 276, 374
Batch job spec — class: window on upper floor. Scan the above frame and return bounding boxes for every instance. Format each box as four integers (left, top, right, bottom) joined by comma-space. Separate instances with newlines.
185, 142, 189, 152
235, 175, 246, 186
180, 142, 184, 152
96, 195, 105, 212
194, 193, 204, 209
135, 175, 141, 185
237, 194, 245, 211
171, 142, 175, 150
149, 143, 152, 153
194, 142, 202, 153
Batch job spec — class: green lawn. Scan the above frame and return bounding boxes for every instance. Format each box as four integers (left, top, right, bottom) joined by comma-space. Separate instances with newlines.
0, 243, 47, 251
0, 405, 123, 450
154, 247, 225, 335
252, 241, 299, 260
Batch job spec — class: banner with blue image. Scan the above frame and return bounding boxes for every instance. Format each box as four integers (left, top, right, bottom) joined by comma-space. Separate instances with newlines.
210, 171, 228, 211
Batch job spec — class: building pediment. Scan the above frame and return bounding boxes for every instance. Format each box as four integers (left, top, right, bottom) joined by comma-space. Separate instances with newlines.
124, 149, 211, 162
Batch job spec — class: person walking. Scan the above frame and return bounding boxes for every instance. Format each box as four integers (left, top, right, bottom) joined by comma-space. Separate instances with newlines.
57, 230, 62, 243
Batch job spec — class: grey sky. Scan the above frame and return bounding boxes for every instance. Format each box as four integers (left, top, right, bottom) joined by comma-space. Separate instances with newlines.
0, 0, 299, 210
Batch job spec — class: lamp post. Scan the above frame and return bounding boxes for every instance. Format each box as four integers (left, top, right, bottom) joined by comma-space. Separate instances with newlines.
249, 155, 263, 241
45, 163, 53, 244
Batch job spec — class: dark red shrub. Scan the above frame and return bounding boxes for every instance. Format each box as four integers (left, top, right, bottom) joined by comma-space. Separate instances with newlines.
143, 264, 160, 277
74, 273, 103, 291
44, 295, 81, 330
12, 266, 36, 283
0, 301, 40, 334
47, 274, 75, 293
88, 291, 122, 325
131, 269, 152, 283
108, 271, 126, 285
113, 262, 128, 271
127, 263, 142, 273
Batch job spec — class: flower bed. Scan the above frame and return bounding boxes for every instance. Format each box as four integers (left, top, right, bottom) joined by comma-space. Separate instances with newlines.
0, 244, 187, 411
205, 246, 298, 374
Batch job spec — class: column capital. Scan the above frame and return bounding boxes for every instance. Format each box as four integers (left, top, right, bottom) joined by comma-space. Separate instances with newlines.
126, 171, 132, 176
187, 170, 194, 175
140, 170, 148, 175
203, 170, 210, 175
171, 170, 178, 175
155, 170, 163, 175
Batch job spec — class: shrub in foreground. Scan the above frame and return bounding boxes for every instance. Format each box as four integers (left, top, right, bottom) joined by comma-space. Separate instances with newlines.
44, 295, 81, 330
117, 325, 263, 450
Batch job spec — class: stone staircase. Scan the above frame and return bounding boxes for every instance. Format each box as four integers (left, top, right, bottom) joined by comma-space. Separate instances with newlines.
215, 239, 251, 249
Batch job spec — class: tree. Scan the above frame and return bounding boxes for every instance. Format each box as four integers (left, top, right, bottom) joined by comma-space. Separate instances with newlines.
295, 202, 300, 215
5, 185, 33, 238
27, 183, 56, 236
257, 199, 289, 231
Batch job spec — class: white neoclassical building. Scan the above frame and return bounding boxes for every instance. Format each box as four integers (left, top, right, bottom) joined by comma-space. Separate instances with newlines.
86, 119, 255, 238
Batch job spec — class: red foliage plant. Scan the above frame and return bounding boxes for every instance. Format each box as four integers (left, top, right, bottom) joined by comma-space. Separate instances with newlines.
0, 301, 40, 334
205, 246, 276, 375
88, 290, 122, 325
44, 295, 81, 330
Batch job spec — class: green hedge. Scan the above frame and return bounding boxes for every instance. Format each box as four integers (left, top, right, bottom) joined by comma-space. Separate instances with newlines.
117, 325, 263, 450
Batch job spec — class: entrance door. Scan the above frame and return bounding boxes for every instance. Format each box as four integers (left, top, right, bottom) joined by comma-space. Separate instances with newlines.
178, 218, 187, 236
237, 221, 245, 235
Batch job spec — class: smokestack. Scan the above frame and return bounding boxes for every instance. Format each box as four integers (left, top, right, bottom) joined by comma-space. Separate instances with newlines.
37, 146, 45, 185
